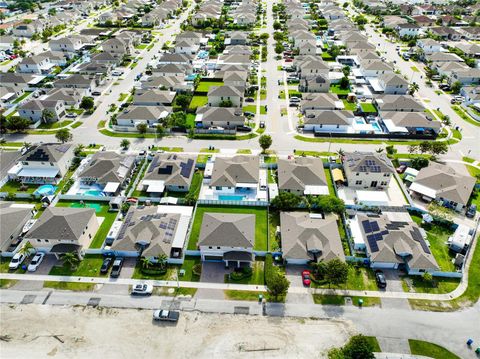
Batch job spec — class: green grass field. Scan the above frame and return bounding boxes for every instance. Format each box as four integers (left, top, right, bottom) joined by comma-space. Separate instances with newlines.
196, 81, 223, 92
409, 340, 460, 359
360, 102, 377, 113
189, 95, 208, 110
48, 254, 106, 277
187, 206, 268, 251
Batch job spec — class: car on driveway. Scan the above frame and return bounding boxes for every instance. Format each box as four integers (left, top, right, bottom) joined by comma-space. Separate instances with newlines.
302, 270, 311, 287
66, 113, 77, 118
9, 252, 27, 270
27, 252, 45, 272
100, 257, 114, 274
153, 309, 180, 322
375, 270, 387, 289
466, 205, 477, 218
110, 257, 124, 278
396, 164, 407, 174
245, 97, 255, 102
131, 283, 153, 296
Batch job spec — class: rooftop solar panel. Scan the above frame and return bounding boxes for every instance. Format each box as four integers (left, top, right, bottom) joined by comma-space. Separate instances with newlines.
370, 221, 380, 232
362, 220, 372, 233
366, 234, 379, 252
180, 158, 194, 178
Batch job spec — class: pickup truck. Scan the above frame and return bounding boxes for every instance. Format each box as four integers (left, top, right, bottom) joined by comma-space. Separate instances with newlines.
153, 310, 180, 322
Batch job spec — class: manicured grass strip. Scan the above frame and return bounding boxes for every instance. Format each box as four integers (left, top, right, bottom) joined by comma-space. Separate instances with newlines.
224, 290, 266, 301
243, 105, 267, 115
465, 164, 480, 181
294, 135, 457, 146
189, 95, 208, 110
237, 149, 252, 154
187, 206, 268, 251
71, 121, 83, 129
43, 281, 96, 291
313, 294, 345, 305
330, 84, 350, 95
360, 102, 377, 113
452, 105, 480, 127
195, 81, 223, 92
411, 66, 419, 72
0, 142, 23, 147
364, 336, 381, 352
325, 168, 335, 195
462, 156, 475, 163
48, 255, 105, 277
0, 279, 18, 288
409, 340, 460, 359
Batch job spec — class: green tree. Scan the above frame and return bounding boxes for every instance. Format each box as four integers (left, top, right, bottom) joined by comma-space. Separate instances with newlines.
167, 111, 187, 127
339, 76, 350, 89
18, 241, 35, 258
271, 192, 302, 210
5, 117, 30, 132
274, 42, 284, 54
311, 261, 327, 280
136, 122, 148, 134
410, 156, 429, 170
156, 254, 168, 270
273, 21, 281, 30
324, 259, 348, 288
408, 144, 418, 154
312, 195, 346, 215
450, 81, 462, 94
42, 108, 55, 123
55, 128, 72, 143
174, 94, 191, 109
74, 144, 85, 156
258, 134, 272, 153
120, 139, 130, 150
141, 256, 152, 269
408, 82, 419, 95
267, 271, 290, 301
418, 141, 432, 154
48, 8, 56, 15
342, 65, 351, 77
80, 96, 95, 110
61, 252, 81, 270
429, 141, 448, 156
219, 99, 233, 107
342, 335, 375, 359
422, 272, 433, 284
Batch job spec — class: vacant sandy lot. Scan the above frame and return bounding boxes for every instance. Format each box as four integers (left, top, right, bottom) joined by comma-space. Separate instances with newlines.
1, 304, 355, 358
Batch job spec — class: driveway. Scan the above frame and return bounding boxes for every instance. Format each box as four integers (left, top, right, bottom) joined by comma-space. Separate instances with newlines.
380, 270, 411, 310
195, 262, 226, 300
30, 254, 57, 275
118, 257, 137, 279
285, 265, 314, 304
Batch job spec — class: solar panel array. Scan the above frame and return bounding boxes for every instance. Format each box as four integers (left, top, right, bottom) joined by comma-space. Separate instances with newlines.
147, 156, 159, 173
25, 148, 50, 161
56, 144, 70, 153
180, 159, 194, 178
117, 211, 134, 240
362, 219, 386, 253
410, 227, 431, 254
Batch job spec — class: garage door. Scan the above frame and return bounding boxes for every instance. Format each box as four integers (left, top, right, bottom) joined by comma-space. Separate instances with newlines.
371, 262, 397, 270
203, 255, 223, 262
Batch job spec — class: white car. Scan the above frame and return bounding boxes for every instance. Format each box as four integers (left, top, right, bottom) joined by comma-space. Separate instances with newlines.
289, 96, 301, 102
9, 252, 27, 270
131, 283, 153, 296
27, 252, 45, 272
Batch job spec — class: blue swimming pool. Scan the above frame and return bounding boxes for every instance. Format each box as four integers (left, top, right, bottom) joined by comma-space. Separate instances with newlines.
84, 190, 105, 197
219, 195, 245, 201
34, 184, 56, 196
371, 122, 382, 131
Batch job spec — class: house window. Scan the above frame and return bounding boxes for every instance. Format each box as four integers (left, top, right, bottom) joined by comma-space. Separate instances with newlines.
217, 246, 220, 249
37, 239, 41, 243
381, 181, 387, 186
216, 186, 222, 190
45, 239, 49, 243
356, 173, 359, 176
355, 180, 362, 185
89, 234, 92, 238
208, 246, 212, 249
384, 173, 389, 177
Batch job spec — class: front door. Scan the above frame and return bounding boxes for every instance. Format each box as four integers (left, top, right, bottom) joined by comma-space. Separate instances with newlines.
370, 181, 378, 188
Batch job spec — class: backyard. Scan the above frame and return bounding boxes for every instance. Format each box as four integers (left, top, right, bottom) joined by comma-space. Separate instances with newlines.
360, 102, 377, 113
189, 95, 208, 110
187, 205, 268, 251
196, 81, 223, 93
0, 181, 38, 194
55, 201, 118, 249
330, 84, 350, 95
424, 224, 456, 272
48, 254, 106, 277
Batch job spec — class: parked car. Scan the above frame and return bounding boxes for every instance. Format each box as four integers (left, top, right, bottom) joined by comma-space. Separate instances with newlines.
244, 111, 255, 117
27, 252, 45, 272
131, 283, 153, 296
153, 309, 180, 322
375, 270, 387, 289
454, 96, 465, 103
466, 205, 477, 218
245, 97, 255, 102
289, 96, 301, 102
289, 102, 299, 107
301, 270, 311, 287
100, 257, 114, 274
396, 164, 407, 174
66, 113, 77, 118
110, 257, 124, 278
112, 70, 124, 76
92, 91, 102, 96
9, 252, 27, 270
450, 98, 457, 104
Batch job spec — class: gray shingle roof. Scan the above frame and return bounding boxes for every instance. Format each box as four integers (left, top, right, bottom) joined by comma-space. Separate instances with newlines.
198, 212, 255, 248
78, 151, 135, 185
277, 157, 327, 191
210, 155, 259, 187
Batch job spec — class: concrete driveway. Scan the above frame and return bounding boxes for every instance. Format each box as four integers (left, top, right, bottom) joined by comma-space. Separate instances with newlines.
285, 265, 314, 304
119, 257, 137, 279
195, 262, 226, 300
30, 254, 57, 275
380, 270, 411, 310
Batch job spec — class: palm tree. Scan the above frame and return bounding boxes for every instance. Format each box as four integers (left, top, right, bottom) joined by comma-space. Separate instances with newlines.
74, 144, 85, 156
336, 148, 345, 159
375, 147, 384, 153
120, 139, 130, 150
61, 252, 80, 270
156, 254, 168, 270
141, 256, 152, 269
18, 241, 35, 258
22, 141, 31, 150
409, 82, 420, 95
41, 109, 55, 123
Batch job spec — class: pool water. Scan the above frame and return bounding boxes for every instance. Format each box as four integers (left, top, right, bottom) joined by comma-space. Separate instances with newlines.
70, 202, 103, 213
218, 195, 245, 201
371, 122, 381, 131
34, 184, 56, 196
84, 190, 105, 197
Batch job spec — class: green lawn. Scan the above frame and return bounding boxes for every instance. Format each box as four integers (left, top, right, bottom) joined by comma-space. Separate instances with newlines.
225, 260, 265, 285
342, 99, 357, 111
43, 281, 96, 291
268, 211, 280, 251
312, 265, 378, 291
196, 154, 210, 164
330, 84, 350, 95
0, 257, 27, 274
132, 263, 175, 280
313, 294, 345, 305
237, 149, 252, 154
325, 168, 335, 195
424, 226, 456, 272
55, 201, 117, 249
0, 181, 38, 194
48, 254, 105, 277
462, 156, 475, 164
402, 276, 459, 294
189, 95, 208, 110
178, 256, 201, 282
411, 66, 419, 72
264, 155, 277, 164
187, 206, 268, 251
135, 43, 148, 50
409, 340, 460, 359
364, 336, 381, 352
118, 93, 129, 101
196, 81, 223, 92
465, 164, 480, 180
452, 105, 480, 127
360, 102, 377, 113
224, 290, 266, 301
11, 91, 32, 104
243, 105, 267, 115
37, 120, 73, 130
186, 113, 196, 128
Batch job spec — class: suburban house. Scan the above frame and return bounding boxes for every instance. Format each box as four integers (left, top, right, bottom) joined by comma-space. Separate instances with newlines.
277, 157, 329, 196
300, 93, 342, 112
342, 152, 394, 190
0, 150, 22, 188
50, 36, 84, 54
139, 154, 196, 196
206, 155, 259, 192
7, 143, 74, 185
409, 162, 476, 212
207, 85, 243, 107
374, 73, 408, 95
102, 37, 133, 56
44, 88, 83, 107
18, 100, 66, 126
17, 55, 54, 74
76, 152, 136, 195
133, 90, 176, 106
461, 86, 480, 105
303, 110, 355, 133
449, 68, 480, 85
299, 75, 330, 93
395, 23, 421, 37
354, 212, 439, 274
198, 212, 255, 268
116, 106, 171, 127
373, 95, 424, 112
110, 205, 193, 263
26, 207, 99, 256
417, 38, 443, 55
379, 111, 441, 135
53, 74, 97, 96
0, 202, 34, 253
279, 212, 345, 265
195, 106, 246, 129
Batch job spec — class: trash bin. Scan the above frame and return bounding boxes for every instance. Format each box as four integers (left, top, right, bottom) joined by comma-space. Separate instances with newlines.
358, 299, 363, 307
258, 294, 263, 303
475, 347, 480, 354
467, 339, 473, 346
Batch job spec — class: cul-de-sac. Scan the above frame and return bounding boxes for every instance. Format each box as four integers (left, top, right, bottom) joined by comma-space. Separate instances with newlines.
0, 0, 479, 357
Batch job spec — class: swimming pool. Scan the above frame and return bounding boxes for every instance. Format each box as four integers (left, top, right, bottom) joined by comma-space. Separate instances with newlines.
371, 122, 382, 132
70, 202, 103, 213
34, 184, 56, 196
84, 190, 105, 197
218, 195, 245, 201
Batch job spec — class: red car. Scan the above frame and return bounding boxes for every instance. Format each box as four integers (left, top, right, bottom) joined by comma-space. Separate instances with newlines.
302, 270, 311, 287
285, 58, 293, 62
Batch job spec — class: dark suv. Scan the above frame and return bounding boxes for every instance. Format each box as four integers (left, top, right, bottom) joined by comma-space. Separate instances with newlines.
375, 270, 387, 289
100, 257, 114, 274
110, 258, 124, 278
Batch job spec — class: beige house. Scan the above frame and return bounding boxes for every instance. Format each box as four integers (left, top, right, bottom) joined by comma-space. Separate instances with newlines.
207, 85, 243, 107
342, 152, 394, 189
277, 157, 328, 195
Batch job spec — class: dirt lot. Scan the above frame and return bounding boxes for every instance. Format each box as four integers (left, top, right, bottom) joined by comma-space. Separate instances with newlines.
1, 304, 355, 358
